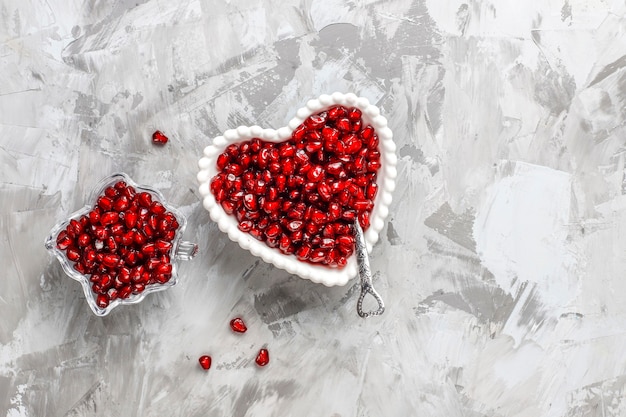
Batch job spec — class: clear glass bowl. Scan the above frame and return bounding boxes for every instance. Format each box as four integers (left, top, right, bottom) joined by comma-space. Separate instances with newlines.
44, 173, 197, 316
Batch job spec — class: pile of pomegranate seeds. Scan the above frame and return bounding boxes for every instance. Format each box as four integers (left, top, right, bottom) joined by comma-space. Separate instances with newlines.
152, 130, 169, 145
55, 180, 180, 309
210, 105, 380, 267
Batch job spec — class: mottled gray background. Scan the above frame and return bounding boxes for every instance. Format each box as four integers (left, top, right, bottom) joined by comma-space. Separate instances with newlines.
2, 0, 626, 416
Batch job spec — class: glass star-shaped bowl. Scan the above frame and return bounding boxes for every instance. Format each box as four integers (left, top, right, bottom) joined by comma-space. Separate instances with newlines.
44, 173, 198, 316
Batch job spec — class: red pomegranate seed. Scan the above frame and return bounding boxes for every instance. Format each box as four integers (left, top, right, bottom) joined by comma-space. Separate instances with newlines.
217, 153, 230, 170
102, 253, 120, 268
56, 230, 72, 250
88, 210, 101, 224
113, 196, 129, 212
265, 223, 282, 238
76, 233, 91, 247
156, 263, 172, 275
359, 211, 370, 228
110, 223, 124, 236
336, 118, 351, 131
198, 355, 212, 370
137, 192, 152, 208
66, 247, 81, 262
328, 106, 346, 120
104, 186, 118, 198
154, 273, 170, 284
152, 130, 168, 145
100, 212, 119, 226
230, 317, 247, 333
119, 285, 132, 299
255, 348, 270, 367
107, 288, 118, 300
155, 240, 172, 253
347, 107, 362, 122
96, 294, 110, 308
83, 247, 97, 263
97, 196, 113, 211
118, 267, 131, 283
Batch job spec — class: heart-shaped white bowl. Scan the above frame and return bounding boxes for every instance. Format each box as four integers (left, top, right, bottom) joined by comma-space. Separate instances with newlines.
197, 92, 397, 286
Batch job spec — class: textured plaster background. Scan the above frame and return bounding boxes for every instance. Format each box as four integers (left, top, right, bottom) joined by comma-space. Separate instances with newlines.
2, 0, 626, 416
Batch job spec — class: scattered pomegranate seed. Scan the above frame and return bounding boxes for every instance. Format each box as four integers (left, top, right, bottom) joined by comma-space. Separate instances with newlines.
55, 179, 180, 310
198, 355, 212, 370
152, 130, 169, 145
230, 317, 247, 333
255, 348, 270, 367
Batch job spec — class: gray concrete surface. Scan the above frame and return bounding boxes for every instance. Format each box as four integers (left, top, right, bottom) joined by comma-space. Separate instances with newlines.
2, 0, 626, 416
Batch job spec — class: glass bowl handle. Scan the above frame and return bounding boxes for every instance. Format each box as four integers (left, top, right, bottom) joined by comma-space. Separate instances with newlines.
175, 241, 198, 261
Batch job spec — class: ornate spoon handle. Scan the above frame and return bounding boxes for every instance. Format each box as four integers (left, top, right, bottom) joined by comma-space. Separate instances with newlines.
354, 222, 385, 318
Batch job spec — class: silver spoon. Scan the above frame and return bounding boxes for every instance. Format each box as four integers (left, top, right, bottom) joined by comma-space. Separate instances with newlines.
353, 222, 385, 318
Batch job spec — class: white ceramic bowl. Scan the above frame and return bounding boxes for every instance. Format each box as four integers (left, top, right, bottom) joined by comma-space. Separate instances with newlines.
197, 92, 397, 286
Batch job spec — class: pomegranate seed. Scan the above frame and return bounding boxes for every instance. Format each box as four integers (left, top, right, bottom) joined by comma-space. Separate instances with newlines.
96, 294, 110, 308
306, 165, 324, 182
217, 153, 230, 170
336, 118, 351, 131
292, 125, 307, 141
66, 247, 81, 262
113, 196, 129, 212
156, 263, 172, 275
110, 223, 124, 236
154, 273, 170, 284
114, 181, 127, 191
310, 249, 326, 263
118, 267, 131, 283
155, 240, 172, 253
198, 355, 212, 370
347, 107, 362, 122
56, 231, 72, 250
83, 247, 97, 262
353, 199, 373, 211
88, 210, 101, 224
359, 211, 370, 228
243, 194, 258, 211
70, 218, 83, 235
265, 223, 282, 238
139, 243, 155, 258
361, 125, 375, 141
104, 187, 118, 198
97, 196, 113, 211
152, 130, 168, 145
102, 253, 120, 268
99, 274, 113, 288
310, 209, 327, 224
137, 192, 152, 208
255, 348, 270, 367
119, 285, 132, 299
107, 288, 118, 300
230, 317, 247, 333
100, 212, 119, 226
328, 106, 346, 120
